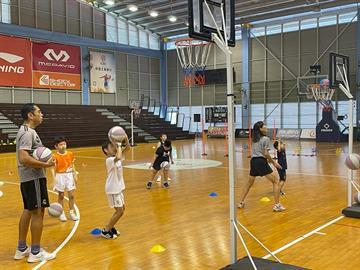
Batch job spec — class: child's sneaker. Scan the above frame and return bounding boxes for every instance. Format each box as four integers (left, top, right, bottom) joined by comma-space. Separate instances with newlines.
59, 211, 67, 222
156, 175, 161, 182
162, 181, 169, 188
27, 249, 56, 263
111, 227, 120, 236
280, 190, 286, 196
146, 181, 152, 189
14, 247, 30, 260
69, 210, 78, 221
273, 203, 286, 212
101, 229, 117, 239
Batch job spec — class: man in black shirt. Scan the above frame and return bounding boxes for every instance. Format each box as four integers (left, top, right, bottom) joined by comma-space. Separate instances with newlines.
147, 140, 172, 189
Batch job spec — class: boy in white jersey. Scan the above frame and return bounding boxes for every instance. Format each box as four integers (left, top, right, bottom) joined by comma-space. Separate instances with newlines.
101, 136, 130, 239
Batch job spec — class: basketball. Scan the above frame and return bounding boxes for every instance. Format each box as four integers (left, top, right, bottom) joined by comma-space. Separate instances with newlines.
32, 147, 53, 162
354, 192, 360, 205
48, 202, 63, 217
160, 161, 170, 170
108, 126, 126, 142
345, 154, 360, 170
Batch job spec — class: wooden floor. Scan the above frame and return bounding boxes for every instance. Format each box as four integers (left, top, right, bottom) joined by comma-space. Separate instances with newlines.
1, 138, 360, 270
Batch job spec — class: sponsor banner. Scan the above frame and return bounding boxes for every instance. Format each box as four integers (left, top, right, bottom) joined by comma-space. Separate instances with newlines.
277, 129, 302, 140
208, 126, 228, 137
0, 35, 32, 87
33, 71, 81, 90
32, 42, 81, 74
90, 51, 116, 93
301, 129, 316, 140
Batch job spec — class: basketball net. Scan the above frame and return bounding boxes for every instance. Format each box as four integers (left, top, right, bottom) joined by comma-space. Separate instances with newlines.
306, 79, 335, 112
175, 38, 212, 87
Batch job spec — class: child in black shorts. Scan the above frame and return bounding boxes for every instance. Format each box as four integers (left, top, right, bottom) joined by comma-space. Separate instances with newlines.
147, 140, 172, 189
274, 140, 287, 195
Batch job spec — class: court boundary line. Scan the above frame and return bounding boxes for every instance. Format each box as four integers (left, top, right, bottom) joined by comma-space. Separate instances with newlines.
1, 181, 80, 270
262, 215, 344, 260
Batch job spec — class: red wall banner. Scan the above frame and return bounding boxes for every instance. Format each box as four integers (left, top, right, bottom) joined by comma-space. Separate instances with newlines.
0, 35, 32, 87
32, 43, 81, 74
32, 42, 81, 90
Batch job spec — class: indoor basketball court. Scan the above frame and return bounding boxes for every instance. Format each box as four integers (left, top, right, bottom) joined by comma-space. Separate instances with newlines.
0, 0, 360, 269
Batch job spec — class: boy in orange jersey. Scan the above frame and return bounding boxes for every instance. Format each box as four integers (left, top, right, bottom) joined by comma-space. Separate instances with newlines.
51, 136, 78, 222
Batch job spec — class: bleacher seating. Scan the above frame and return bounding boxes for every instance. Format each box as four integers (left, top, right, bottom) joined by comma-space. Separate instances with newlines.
0, 103, 194, 153
107, 106, 195, 140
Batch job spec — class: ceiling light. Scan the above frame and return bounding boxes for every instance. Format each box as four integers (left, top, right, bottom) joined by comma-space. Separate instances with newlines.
168, 15, 177, 22
127, 4, 138, 12
103, 0, 114, 5
149, 10, 159, 17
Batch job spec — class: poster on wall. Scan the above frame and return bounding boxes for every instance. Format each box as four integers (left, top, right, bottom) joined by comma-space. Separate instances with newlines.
90, 51, 116, 93
0, 35, 32, 87
32, 42, 81, 90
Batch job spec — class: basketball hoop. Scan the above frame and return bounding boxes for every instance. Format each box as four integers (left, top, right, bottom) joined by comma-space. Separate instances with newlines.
175, 38, 212, 87
306, 80, 335, 111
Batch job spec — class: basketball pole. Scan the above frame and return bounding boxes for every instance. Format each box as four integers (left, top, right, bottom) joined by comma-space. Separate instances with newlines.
212, 33, 237, 263
337, 63, 354, 206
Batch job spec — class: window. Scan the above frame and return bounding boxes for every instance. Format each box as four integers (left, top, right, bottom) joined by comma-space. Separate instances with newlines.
167, 41, 176, 50
106, 14, 117, 43
283, 21, 299, 33
319, 15, 337, 27
129, 24, 138, 47
139, 29, 149, 48
300, 102, 317, 128
339, 11, 357, 24
300, 18, 317, 30
1, 0, 11, 24
266, 24, 281, 35
251, 104, 264, 124
282, 103, 298, 128
251, 27, 265, 37
235, 30, 242, 40
150, 34, 160, 50
118, 19, 128, 45
265, 103, 281, 127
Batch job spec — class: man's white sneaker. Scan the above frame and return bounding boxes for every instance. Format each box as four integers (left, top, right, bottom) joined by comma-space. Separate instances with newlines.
27, 249, 56, 263
14, 247, 30, 260
59, 211, 67, 222
69, 210, 79, 221
273, 203, 286, 212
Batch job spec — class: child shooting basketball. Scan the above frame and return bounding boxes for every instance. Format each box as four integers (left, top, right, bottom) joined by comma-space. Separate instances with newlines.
101, 136, 130, 239
156, 134, 174, 182
147, 140, 172, 189
51, 136, 78, 222
274, 140, 287, 195
237, 121, 286, 212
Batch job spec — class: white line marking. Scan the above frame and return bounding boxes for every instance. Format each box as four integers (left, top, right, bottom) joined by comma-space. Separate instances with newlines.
314, 232, 326, 235
262, 215, 344, 260
1, 181, 80, 270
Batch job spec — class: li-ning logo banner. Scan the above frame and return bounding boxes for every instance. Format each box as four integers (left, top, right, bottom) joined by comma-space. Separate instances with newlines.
0, 35, 32, 87
32, 42, 81, 74
44, 49, 70, 62
0, 53, 24, 64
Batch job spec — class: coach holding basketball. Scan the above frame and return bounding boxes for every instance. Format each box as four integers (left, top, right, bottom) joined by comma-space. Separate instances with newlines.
14, 103, 56, 263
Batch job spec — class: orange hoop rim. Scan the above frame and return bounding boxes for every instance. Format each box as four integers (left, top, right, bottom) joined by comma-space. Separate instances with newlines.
175, 37, 211, 47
